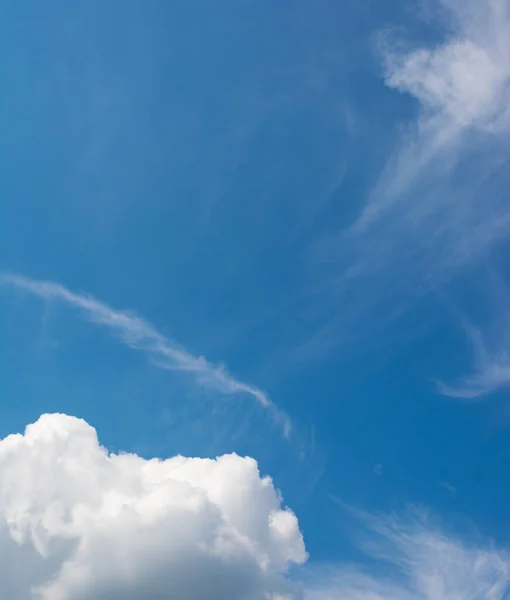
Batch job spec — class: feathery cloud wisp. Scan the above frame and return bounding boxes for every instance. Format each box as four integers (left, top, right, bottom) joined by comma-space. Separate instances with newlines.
303, 0, 510, 361
438, 319, 510, 399
0, 273, 291, 436
359, 0, 510, 229
306, 507, 510, 599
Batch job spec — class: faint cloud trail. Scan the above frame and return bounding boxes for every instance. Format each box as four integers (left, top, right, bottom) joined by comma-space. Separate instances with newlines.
438, 319, 510, 400
0, 272, 292, 437
305, 506, 510, 600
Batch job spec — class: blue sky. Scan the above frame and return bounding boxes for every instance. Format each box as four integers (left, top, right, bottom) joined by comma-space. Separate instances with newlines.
2, 0, 510, 597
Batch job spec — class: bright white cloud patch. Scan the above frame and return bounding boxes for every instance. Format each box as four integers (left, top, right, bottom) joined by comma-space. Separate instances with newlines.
384, 0, 510, 132
306, 508, 510, 599
358, 0, 510, 230
0, 414, 306, 599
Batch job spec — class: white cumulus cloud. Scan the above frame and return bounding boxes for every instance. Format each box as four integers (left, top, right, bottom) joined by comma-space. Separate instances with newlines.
0, 413, 306, 599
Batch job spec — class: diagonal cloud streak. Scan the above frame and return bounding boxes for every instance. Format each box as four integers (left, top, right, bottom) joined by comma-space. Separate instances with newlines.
0, 272, 292, 437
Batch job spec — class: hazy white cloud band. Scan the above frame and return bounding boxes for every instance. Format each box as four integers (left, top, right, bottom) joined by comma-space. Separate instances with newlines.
0, 273, 291, 436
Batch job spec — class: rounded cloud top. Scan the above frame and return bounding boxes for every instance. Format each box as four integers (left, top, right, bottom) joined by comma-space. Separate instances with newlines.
0, 414, 307, 600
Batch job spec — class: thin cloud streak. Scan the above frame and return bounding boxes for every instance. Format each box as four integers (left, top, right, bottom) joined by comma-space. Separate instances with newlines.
438, 481, 456, 493
0, 272, 292, 437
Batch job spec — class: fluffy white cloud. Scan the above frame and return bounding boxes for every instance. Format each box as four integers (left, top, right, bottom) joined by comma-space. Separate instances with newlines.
0, 414, 306, 599
305, 508, 510, 600
3, 415, 510, 600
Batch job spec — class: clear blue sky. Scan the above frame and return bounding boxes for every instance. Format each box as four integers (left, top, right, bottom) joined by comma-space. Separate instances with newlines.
2, 1, 510, 598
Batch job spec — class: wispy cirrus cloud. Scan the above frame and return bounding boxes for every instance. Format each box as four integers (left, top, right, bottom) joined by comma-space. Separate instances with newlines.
438, 316, 510, 399
352, 0, 510, 276
305, 507, 510, 599
302, 0, 510, 361
359, 0, 510, 230
0, 273, 291, 437
374, 0, 510, 404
